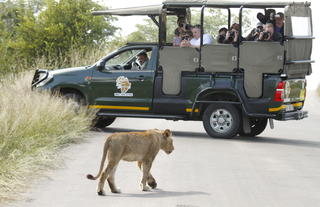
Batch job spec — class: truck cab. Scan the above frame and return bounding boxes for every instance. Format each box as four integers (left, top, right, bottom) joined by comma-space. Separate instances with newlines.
32, 0, 314, 138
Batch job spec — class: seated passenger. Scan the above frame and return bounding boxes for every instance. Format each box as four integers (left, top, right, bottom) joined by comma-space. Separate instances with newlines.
224, 23, 245, 44
216, 27, 228, 43
180, 25, 213, 48
274, 12, 284, 37
246, 22, 264, 41
173, 17, 192, 46
131, 52, 149, 70
257, 23, 282, 42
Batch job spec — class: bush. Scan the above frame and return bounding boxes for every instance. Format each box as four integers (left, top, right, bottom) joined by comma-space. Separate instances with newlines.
0, 72, 96, 203
0, 0, 117, 75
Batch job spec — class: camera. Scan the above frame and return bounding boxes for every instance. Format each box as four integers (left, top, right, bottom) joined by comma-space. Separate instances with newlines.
179, 23, 192, 31
262, 31, 270, 39
181, 35, 190, 41
217, 34, 226, 43
227, 30, 235, 41
253, 27, 262, 34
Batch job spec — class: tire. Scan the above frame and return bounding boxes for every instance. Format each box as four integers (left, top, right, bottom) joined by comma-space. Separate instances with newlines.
202, 104, 241, 138
61, 92, 86, 109
239, 118, 268, 137
94, 117, 116, 128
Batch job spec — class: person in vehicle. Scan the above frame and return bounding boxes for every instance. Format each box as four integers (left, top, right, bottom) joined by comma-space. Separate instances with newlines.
217, 27, 228, 43
180, 25, 213, 48
224, 23, 244, 44
131, 52, 149, 70
274, 12, 284, 36
173, 17, 192, 46
257, 22, 282, 42
245, 22, 264, 41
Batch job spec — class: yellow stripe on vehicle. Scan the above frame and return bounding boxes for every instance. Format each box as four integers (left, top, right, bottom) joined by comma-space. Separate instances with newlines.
269, 102, 303, 112
89, 105, 149, 111
186, 108, 199, 112
293, 102, 303, 107
268, 105, 286, 112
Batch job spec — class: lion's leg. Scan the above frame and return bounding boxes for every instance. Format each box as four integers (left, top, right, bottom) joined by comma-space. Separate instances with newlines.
137, 161, 157, 189
107, 164, 121, 193
97, 161, 118, 196
140, 160, 153, 191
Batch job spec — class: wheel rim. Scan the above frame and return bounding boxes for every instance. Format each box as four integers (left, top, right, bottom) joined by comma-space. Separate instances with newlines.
209, 109, 233, 133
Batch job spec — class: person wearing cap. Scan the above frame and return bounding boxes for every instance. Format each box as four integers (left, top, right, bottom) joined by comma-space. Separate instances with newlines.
246, 22, 264, 41
257, 22, 282, 42
275, 12, 284, 36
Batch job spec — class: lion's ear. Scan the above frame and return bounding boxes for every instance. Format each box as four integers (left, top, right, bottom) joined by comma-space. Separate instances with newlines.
163, 129, 171, 138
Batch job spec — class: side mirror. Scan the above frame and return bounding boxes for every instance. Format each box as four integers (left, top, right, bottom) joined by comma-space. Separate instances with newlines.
96, 60, 105, 71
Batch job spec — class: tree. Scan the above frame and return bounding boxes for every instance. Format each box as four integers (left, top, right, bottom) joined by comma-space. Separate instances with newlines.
7, 0, 118, 64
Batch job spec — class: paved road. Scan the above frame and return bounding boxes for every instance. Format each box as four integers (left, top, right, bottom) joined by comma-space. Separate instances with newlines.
10, 92, 320, 207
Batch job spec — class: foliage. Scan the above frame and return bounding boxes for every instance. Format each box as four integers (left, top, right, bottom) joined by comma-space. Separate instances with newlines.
0, 72, 96, 203
0, 0, 117, 74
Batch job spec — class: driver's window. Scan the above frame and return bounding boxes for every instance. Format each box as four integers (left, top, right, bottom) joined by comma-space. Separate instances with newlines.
106, 50, 134, 66
105, 49, 151, 71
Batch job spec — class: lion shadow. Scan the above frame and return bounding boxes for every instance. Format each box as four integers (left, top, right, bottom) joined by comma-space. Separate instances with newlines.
106, 189, 210, 198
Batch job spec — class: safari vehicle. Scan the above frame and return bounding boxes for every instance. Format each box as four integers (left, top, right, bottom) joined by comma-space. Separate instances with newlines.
32, 0, 314, 138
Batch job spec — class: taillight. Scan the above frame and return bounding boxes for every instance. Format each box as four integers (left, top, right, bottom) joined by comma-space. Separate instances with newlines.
274, 81, 285, 102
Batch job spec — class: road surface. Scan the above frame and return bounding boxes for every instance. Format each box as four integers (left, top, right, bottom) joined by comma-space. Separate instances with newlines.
10, 92, 320, 207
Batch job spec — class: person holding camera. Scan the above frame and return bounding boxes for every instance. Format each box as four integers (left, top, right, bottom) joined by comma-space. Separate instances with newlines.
246, 22, 264, 41
180, 25, 213, 48
217, 27, 228, 43
173, 17, 192, 46
224, 23, 244, 45
257, 23, 282, 42
179, 30, 193, 47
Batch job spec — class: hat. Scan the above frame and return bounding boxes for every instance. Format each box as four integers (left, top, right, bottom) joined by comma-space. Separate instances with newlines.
256, 22, 263, 27
275, 12, 284, 19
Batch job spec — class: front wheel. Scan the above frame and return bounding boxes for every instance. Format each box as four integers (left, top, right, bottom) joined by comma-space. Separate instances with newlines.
202, 104, 241, 138
93, 117, 116, 128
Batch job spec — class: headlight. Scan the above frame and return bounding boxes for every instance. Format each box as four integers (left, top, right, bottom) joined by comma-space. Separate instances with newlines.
36, 72, 53, 87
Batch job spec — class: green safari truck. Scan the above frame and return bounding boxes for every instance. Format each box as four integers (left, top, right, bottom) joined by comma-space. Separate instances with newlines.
32, 0, 314, 138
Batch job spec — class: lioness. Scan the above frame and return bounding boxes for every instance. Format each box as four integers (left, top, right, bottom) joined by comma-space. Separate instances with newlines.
87, 129, 174, 196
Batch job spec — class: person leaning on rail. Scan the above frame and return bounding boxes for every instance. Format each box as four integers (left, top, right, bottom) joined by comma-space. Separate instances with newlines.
180, 24, 213, 48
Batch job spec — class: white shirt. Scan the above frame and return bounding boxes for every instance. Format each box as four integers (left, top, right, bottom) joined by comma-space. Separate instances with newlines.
190, 34, 213, 46
131, 60, 149, 70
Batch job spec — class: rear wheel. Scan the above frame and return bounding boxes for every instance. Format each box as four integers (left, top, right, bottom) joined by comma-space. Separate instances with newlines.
239, 118, 268, 137
93, 117, 116, 128
202, 104, 241, 138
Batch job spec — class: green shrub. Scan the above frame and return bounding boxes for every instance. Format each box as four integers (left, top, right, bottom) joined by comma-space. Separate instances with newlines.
0, 72, 96, 203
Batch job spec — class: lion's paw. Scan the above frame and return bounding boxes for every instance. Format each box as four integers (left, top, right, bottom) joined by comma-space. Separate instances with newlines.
140, 183, 151, 191
111, 188, 121, 194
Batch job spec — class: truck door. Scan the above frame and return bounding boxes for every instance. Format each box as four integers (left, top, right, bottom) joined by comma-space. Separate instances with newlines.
90, 47, 156, 112
284, 3, 313, 78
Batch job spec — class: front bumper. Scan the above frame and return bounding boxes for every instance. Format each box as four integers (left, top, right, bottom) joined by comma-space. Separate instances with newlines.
275, 110, 308, 121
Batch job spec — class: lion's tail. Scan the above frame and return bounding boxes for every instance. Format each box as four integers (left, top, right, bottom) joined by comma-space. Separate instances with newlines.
86, 139, 110, 180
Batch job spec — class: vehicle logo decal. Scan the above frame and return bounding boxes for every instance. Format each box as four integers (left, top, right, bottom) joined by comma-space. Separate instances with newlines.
114, 76, 133, 97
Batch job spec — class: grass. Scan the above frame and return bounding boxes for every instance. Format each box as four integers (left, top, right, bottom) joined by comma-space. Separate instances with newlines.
0, 72, 96, 203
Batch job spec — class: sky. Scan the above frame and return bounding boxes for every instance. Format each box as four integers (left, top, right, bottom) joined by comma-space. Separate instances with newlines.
105, 0, 319, 90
